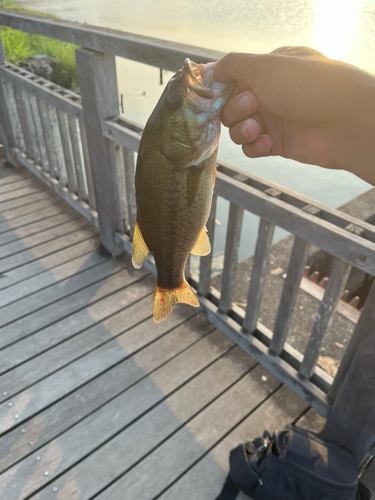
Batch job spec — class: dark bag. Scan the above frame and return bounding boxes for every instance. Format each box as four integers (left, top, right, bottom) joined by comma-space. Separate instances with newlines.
215, 426, 369, 500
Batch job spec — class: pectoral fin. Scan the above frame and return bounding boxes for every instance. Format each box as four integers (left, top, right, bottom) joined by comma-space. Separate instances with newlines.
191, 226, 211, 256
153, 279, 199, 323
132, 220, 150, 269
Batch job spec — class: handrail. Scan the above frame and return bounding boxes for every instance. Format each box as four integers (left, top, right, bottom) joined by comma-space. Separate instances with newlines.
0, 9, 223, 71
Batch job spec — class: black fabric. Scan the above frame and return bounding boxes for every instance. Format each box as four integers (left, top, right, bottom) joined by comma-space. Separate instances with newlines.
217, 425, 364, 500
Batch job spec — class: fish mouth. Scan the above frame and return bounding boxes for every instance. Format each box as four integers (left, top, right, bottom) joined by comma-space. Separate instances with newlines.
183, 59, 215, 99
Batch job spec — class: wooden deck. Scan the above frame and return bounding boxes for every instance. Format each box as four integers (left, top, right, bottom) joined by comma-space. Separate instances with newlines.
0, 159, 325, 499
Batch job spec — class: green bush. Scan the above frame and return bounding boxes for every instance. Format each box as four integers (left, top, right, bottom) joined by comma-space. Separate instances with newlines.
0, 1, 78, 89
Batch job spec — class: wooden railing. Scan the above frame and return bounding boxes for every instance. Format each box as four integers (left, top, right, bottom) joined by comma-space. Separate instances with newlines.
1, 8, 375, 460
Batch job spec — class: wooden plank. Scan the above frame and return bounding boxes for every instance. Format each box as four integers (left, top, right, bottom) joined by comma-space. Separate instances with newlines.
159, 386, 308, 500
0, 208, 76, 245
270, 237, 310, 355
37, 99, 57, 174
0, 218, 90, 275
13, 86, 39, 161
0, 10, 224, 72
30, 342, 251, 500
67, 114, 88, 201
329, 279, 375, 400
0, 201, 67, 235
78, 117, 97, 210
322, 282, 375, 461
0, 190, 53, 213
0, 78, 19, 165
0, 311, 207, 440
2, 80, 25, 151
123, 146, 136, 236
299, 257, 352, 379
0, 215, 82, 260
0, 233, 98, 290
196, 292, 331, 416
0, 182, 43, 204
198, 193, 217, 297
0, 314, 216, 485
219, 203, 244, 313
0, 171, 32, 186
28, 93, 50, 171
102, 118, 141, 152
0, 265, 149, 358
109, 142, 127, 233
0, 177, 37, 195
91, 364, 276, 500
57, 109, 78, 192
0, 258, 126, 328
244, 218, 275, 333
0, 63, 83, 117
76, 48, 122, 255
15, 150, 99, 228
46, 103, 67, 183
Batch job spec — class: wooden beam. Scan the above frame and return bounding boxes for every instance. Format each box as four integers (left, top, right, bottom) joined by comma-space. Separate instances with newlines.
198, 194, 217, 297
76, 48, 122, 255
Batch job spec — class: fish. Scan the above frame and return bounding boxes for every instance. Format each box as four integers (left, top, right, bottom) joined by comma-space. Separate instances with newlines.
132, 58, 235, 323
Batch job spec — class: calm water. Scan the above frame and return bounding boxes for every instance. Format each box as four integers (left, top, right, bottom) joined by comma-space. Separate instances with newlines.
20, 0, 375, 263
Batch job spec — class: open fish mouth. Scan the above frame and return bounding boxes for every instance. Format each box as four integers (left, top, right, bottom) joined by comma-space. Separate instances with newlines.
183, 59, 215, 99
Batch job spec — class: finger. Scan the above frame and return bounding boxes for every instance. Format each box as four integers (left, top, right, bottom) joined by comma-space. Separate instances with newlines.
229, 118, 261, 145
271, 46, 327, 59
242, 134, 273, 157
213, 52, 268, 86
221, 90, 259, 127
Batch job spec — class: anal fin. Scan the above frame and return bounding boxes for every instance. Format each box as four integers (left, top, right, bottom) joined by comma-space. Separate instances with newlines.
132, 220, 150, 269
153, 279, 199, 323
191, 226, 211, 256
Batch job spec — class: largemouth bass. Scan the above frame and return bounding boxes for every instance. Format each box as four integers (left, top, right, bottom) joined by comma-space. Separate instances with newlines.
132, 59, 235, 322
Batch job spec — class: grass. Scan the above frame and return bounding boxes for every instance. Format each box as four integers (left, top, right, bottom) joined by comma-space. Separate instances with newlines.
0, 1, 78, 89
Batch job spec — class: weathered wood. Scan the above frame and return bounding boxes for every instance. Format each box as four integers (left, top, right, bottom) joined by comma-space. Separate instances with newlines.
30, 343, 251, 500
0, 62, 83, 117
323, 281, 375, 461
28, 93, 49, 171
196, 290, 330, 416
198, 193, 217, 297
299, 257, 352, 379
159, 386, 307, 500
123, 146, 136, 236
67, 114, 88, 200
0, 171, 32, 187
36, 99, 55, 173
0, 10, 224, 72
244, 218, 275, 333
0, 235, 98, 291
329, 280, 375, 400
78, 117, 97, 209
57, 109, 78, 192
109, 142, 127, 233
270, 237, 310, 355
46, 103, 67, 183
0, 218, 90, 275
0, 190, 55, 215
219, 202, 244, 313
76, 48, 122, 255
0, 177, 36, 195
0, 182, 44, 204
0, 77, 19, 165
13, 87, 39, 161
2, 80, 25, 151
15, 150, 99, 228
102, 118, 141, 152
0, 266, 148, 360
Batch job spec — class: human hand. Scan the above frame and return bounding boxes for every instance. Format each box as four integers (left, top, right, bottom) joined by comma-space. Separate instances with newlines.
203, 47, 375, 185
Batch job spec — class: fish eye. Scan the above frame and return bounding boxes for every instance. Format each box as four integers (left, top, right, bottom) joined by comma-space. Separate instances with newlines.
166, 94, 182, 112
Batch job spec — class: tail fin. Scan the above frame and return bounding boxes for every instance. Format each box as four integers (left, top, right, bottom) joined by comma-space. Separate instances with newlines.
153, 280, 199, 323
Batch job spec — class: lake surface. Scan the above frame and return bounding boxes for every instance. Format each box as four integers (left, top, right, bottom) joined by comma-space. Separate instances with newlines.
19, 0, 375, 263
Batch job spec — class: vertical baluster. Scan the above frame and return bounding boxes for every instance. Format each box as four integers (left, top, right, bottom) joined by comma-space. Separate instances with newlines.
78, 117, 97, 210
76, 48, 122, 254
123, 146, 136, 238
29, 93, 49, 171
0, 79, 19, 165
13, 87, 39, 161
218, 203, 244, 313
243, 218, 275, 333
4, 82, 26, 151
299, 257, 352, 379
47, 104, 67, 185
185, 255, 191, 280
269, 237, 310, 355
57, 109, 78, 192
67, 114, 88, 201
109, 142, 127, 233
37, 99, 56, 174
198, 194, 217, 297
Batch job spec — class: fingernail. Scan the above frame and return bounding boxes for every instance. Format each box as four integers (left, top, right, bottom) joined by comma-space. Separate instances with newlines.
238, 94, 253, 113
201, 62, 216, 77
241, 123, 249, 139
255, 137, 265, 152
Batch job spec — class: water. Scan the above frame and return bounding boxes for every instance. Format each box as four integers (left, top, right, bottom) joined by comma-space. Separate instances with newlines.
19, 0, 375, 263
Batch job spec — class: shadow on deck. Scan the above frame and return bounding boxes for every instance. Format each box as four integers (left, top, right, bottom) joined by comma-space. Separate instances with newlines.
0, 156, 342, 500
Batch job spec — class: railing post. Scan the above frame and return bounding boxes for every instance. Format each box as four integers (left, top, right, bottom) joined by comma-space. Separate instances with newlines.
0, 33, 19, 166
75, 48, 122, 255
